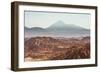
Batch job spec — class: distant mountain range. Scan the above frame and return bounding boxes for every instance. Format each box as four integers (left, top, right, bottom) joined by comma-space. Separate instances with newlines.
25, 21, 90, 38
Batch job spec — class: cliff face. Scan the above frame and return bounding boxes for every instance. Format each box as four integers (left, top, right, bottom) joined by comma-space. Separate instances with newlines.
24, 37, 90, 62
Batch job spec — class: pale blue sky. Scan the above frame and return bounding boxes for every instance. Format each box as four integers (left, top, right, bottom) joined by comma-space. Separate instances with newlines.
24, 11, 91, 29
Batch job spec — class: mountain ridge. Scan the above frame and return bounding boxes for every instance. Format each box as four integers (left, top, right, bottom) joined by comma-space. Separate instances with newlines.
25, 21, 90, 37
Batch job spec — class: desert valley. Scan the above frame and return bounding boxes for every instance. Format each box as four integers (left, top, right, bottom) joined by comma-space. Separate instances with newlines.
24, 21, 90, 62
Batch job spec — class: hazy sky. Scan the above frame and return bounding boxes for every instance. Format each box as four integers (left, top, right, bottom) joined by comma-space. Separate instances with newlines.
24, 11, 91, 29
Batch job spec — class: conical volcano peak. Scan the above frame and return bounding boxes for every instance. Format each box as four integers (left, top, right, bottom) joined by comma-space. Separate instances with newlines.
55, 20, 66, 24
48, 20, 67, 28
48, 20, 79, 29
47, 20, 89, 31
